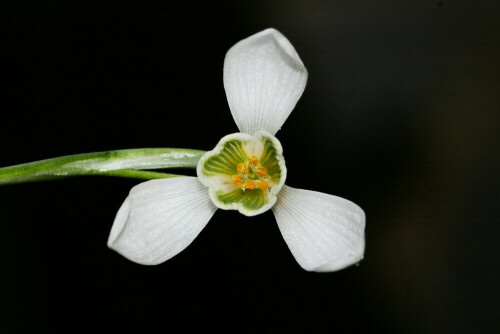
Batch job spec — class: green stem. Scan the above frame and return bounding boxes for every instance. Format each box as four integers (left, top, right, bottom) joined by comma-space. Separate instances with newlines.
0, 170, 181, 185
0, 148, 205, 185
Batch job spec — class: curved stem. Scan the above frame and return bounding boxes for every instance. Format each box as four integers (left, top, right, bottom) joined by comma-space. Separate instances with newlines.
0, 148, 205, 185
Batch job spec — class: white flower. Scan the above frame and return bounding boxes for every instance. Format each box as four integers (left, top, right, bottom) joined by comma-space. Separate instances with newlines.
108, 28, 365, 272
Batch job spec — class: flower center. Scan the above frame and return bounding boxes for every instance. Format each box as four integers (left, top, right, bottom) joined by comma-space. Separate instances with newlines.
197, 131, 287, 216
231, 155, 269, 191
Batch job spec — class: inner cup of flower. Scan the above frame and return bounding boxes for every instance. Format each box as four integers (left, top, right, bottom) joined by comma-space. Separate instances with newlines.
197, 131, 287, 216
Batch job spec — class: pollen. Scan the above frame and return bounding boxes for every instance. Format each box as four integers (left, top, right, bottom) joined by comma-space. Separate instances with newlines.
256, 166, 267, 177
237, 163, 248, 174
242, 180, 256, 190
232, 155, 271, 192
248, 155, 259, 166
232, 175, 243, 186
256, 180, 269, 190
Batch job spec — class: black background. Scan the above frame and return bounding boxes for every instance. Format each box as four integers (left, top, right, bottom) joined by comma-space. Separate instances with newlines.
2, 1, 499, 332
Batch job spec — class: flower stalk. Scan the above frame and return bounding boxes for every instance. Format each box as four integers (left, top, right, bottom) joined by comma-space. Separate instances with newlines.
0, 148, 205, 185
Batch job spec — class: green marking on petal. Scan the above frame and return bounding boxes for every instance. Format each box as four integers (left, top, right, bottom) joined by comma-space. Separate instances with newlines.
259, 137, 282, 183
215, 188, 269, 211
202, 139, 248, 176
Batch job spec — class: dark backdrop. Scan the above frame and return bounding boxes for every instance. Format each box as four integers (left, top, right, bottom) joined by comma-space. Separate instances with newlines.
2, 1, 499, 332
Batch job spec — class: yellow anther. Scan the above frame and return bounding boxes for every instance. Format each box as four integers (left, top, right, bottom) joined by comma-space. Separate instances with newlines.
248, 155, 259, 166
242, 180, 256, 191
256, 180, 269, 190
237, 163, 248, 174
256, 166, 267, 177
232, 175, 243, 186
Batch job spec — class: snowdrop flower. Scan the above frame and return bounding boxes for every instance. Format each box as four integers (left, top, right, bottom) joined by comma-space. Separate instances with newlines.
108, 28, 365, 272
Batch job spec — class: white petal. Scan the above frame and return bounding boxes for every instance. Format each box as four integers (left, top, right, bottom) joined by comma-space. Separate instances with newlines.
224, 28, 308, 135
107, 177, 217, 265
272, 185, 365, 272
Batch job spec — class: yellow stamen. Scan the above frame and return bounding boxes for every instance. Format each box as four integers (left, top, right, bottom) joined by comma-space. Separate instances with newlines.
256, 180, 269, 190
232, 175, 243, 186
256, 166, 267, 177
248, 155, 259, 166
233, 155, 270, 191
237, 163, 248, 174
242, 180, 256, 190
